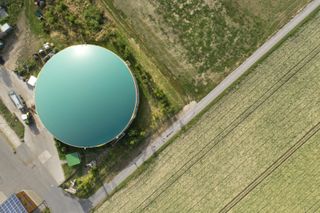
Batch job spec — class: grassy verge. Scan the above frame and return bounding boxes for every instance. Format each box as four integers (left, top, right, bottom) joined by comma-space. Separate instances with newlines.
61, 164, 76, 179
24, 0, 45, 36
55, 140, 82, 179
0, 99, 24, 139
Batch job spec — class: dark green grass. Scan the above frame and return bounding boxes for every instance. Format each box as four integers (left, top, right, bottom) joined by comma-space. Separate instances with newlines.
0, 99, 24, 139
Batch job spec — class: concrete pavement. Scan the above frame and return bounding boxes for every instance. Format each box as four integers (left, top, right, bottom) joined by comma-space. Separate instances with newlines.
1, 0, 319, 211
0, 66, 64, 184
0, 66, 84, 212
88, 0, 320, 208
0, 133, 85, 213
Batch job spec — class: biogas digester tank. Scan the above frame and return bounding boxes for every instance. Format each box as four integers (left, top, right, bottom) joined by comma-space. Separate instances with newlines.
35, 45, 139, 148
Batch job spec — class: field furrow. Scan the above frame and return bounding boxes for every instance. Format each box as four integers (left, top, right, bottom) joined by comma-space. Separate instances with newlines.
107, 0, 309, 98
219, 121, 320, 213
140, 52, 320, 212
97, 9, 320, 213
231, 130, 320, 212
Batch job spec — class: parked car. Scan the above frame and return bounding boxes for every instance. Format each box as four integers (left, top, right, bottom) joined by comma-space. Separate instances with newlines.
21, 112, 33, 125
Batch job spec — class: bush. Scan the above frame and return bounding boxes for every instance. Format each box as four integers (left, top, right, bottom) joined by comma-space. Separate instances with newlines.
76, 169, 96, 198
14, 59, 37, 77
0, 0, 24, 25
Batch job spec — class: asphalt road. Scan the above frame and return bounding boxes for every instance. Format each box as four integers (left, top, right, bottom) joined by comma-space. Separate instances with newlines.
88, 0, 320, 208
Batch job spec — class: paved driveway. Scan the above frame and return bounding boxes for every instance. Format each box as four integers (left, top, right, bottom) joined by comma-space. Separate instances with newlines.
0, 134, 85, 213
0, 66, 64, 184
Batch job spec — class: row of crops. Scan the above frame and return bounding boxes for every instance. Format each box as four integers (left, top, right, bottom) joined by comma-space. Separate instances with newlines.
97, 9, 320, 213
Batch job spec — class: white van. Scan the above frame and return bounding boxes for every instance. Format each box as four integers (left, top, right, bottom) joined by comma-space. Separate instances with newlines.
8, 90, 25, 112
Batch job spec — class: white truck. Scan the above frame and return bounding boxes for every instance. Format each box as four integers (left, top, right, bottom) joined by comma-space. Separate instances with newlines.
8, 91, 32, 125
8, 91, 24, 111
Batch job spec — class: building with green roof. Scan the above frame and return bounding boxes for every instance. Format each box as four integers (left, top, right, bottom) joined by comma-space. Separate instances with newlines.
35, 45, 139, 148
66, 152, 81, 167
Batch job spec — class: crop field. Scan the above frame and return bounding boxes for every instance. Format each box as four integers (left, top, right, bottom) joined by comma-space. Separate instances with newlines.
104, 0, 309, 98
96, 9, 320, 213
232, 131, 320, 212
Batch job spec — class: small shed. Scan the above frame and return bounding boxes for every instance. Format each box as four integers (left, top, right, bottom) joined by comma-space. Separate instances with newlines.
0, 23, 12, 39
66, 152, 81, 167
1, 23, 11, 33
27, 76, 37, 87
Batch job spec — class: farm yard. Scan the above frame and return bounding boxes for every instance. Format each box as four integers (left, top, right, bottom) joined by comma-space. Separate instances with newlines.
104, 0, 310, 99
96, 9, 320, 213
8, 0, 189, 198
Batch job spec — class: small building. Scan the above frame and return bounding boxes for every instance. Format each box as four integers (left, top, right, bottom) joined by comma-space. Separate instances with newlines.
0, 194, 28, 213
16, 191, 42, 213
66, 152, 81, 167
0, 191, 43, 213
0, 23, 12, 39
27, 75, 37, 87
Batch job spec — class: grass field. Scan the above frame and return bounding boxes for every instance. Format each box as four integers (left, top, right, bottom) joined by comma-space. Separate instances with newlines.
232, 131, 320, 212
104, 0, 310, 99
96, 9, 320, 212
0, 99, 24, 139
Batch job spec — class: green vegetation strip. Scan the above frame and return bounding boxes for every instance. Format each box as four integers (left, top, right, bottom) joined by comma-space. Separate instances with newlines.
108, 0, 309, 98
0, 0, 23, 25
0, 99, 24, 139
96, 10, 320, 213
24, 0, 44, 35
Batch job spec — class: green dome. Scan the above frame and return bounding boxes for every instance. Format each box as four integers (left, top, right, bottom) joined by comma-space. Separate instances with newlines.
35, 45, 138, 148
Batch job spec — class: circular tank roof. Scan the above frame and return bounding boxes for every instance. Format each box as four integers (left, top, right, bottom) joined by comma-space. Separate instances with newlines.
35, 45, 138, 148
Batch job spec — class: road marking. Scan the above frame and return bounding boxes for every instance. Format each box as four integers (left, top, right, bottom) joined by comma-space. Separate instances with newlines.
38, 150, 52, 164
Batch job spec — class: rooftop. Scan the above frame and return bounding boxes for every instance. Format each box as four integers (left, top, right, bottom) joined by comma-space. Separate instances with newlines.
0, 194, 27, 213
35, 45, 138, 148
66, 152, 81, 167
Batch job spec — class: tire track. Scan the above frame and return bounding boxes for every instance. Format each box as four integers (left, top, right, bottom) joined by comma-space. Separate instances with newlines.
111, 24, 320, 212
131, 39, 320, 213
218, 121, 320, 213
